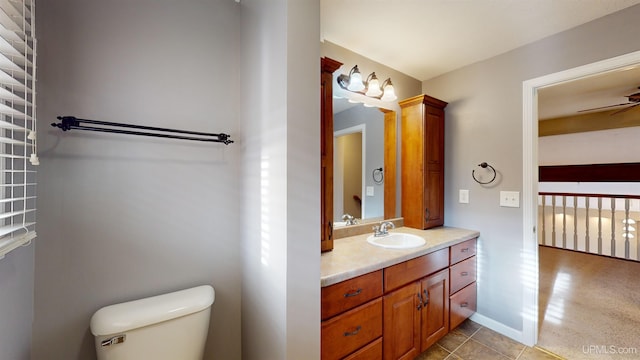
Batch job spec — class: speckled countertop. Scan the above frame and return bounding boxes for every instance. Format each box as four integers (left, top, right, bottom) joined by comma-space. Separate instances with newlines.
321, 226, 480, 287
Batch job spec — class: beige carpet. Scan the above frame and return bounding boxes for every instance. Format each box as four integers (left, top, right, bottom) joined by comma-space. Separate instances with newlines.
538, 246, 640, 359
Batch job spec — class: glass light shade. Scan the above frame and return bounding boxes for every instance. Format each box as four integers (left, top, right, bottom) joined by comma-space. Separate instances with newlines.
623, 232, 635, 238
365, 75, 382, 97
623, 225, 636, 232
347, 66, 365, 92
380, 79, 397, 101
622, 219, 636, 224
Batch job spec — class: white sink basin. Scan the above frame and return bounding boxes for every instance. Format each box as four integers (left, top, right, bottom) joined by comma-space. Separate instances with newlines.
367, 233, 426, 249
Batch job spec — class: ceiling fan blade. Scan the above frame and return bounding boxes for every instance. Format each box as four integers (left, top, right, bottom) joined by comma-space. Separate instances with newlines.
577, 103, 632, 113
610, 103, 640, 116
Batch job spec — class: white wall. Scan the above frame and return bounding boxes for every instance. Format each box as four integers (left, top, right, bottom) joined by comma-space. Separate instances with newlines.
34, 1, 242, 359
423, 4, 640, 342
239, 1, 320, 359
0, 245, 34, 359
539, 126, 640, 165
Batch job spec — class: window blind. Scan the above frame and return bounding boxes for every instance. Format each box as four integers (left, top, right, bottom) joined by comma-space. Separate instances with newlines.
0, 0, 37, 259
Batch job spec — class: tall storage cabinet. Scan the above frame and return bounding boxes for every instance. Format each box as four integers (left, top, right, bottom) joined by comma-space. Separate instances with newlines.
399, 95, 448, 230
321, 57, 342, 252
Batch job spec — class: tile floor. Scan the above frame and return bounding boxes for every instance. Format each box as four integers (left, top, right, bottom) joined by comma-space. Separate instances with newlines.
415, 319, 564, 360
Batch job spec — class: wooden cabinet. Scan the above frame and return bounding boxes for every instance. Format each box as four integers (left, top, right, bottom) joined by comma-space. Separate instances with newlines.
321, 238, 477, 359
321, 57, 343, 252
449, 238, 478, 330
321, 271, 383, 360
382, 250, 449, 360
399, 95, 447, 230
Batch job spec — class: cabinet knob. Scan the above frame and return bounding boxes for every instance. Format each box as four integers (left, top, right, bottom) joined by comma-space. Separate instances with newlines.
460, 271, 469, 276
460, 302, 469, 308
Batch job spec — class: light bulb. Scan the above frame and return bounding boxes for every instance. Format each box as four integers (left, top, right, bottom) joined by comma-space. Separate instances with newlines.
380, 79, 397, 101
347, 66, 365, 92
365, 73, 382, 97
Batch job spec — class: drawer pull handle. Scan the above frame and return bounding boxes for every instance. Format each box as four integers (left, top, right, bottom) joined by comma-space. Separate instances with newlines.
343, 288, 362, 298
460, 248, 469, 253
416, 294, 422, 310
423, 289, 429, 306
344, 326, 362, 337
460, 271, 469, 276
460, 302, 469, 308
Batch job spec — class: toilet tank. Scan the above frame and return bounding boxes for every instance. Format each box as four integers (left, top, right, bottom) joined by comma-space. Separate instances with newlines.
90, 285, 215, 360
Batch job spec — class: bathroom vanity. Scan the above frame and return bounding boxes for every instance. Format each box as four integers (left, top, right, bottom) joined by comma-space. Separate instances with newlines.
320, 227, 479, 360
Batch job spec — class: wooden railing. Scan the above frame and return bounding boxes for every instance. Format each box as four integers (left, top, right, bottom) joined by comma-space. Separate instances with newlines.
538, 192, 640, 262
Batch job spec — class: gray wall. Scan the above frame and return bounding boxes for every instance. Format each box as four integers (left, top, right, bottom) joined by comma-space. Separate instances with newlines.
34, 1, 242, 359
0, 245, 34, 360
239, 1, 321, 359
424, 4, 640, 336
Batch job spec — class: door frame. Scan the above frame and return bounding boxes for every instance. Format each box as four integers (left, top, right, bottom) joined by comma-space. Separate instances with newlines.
521, 50, 640, 346
334, 124, 367, 221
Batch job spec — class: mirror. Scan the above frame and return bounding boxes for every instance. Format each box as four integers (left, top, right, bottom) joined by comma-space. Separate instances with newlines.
333, 99, 384, 224
332, 95, 398, 228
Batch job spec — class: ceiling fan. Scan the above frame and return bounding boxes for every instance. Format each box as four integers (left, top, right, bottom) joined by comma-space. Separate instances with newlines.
578, 87, 640, 115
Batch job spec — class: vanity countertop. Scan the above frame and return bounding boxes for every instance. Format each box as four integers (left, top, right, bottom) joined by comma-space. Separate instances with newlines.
321, 226, 480, 287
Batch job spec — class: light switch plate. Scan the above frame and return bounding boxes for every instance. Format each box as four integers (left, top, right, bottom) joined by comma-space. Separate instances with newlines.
500, 191, 520, 208
366, 186, 374, 196
459, 189, 469, 204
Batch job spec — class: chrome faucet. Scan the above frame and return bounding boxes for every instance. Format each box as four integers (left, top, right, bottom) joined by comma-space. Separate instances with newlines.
342, 214, 357, 225
373, 221, 395, 237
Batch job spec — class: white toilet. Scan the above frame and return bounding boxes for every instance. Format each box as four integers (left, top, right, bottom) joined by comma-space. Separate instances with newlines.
90, 285, 215, 360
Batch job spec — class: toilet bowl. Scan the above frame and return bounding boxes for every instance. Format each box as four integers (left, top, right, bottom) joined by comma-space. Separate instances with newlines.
90, 285, 215, 360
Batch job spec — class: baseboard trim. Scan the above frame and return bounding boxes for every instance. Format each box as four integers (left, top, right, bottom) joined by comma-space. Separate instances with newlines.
469, 313, 531, 346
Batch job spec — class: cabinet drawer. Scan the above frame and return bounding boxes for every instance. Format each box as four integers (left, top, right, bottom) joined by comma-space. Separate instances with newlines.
384, 247, 449, 293
449, 256, 476, 295
450, 282, 477, 330
321, 298, 383, 360
450, 238, 476, 264
322, 270, 383, 320
343, 337, 382, 360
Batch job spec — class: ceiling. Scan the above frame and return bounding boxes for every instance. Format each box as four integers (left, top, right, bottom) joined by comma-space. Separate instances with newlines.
321, 0, 640, 119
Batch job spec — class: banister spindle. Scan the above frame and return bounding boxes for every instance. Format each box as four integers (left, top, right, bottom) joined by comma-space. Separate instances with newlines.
552, 196, 557, 247
562, 196, 567, 248
585, 197, 590, 253
573, 196, 578, 250
598, 198, 602, 255
611, 198, 616, 257
624, 199, 630, 259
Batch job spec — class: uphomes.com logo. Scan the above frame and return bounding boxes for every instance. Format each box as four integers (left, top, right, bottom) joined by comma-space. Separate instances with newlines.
582, 345, 639, 355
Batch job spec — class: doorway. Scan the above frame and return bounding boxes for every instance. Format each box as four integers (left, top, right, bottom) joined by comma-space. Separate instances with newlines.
522, 50, 640, 347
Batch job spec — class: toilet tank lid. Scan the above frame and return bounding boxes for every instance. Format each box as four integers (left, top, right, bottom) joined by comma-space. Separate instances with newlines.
90, 285, 215, 336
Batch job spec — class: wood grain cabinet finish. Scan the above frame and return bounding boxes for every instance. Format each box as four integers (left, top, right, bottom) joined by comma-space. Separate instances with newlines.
449, 238, 478, 331
399, 94, 448, 230
321, 57, 343, 252
321, 238, 478, 359
322, 298, 383, 360
322, 270, 383, 320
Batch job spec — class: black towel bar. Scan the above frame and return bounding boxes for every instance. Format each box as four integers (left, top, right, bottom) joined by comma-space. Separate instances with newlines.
51, 116, 234, 145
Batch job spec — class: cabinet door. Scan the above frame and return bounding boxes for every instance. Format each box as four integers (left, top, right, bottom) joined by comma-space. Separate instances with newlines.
383, 282, 421, 360
420, 269, 449, 351
320, 57, 342, 252
423, 105, 444, 228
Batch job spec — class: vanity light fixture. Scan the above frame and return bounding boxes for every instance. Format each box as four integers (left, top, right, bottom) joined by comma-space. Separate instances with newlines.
337, 65, 398, 101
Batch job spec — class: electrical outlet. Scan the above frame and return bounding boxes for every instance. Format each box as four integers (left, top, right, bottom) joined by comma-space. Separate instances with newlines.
459, 189, 469, 204
500, 191, 520, 208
